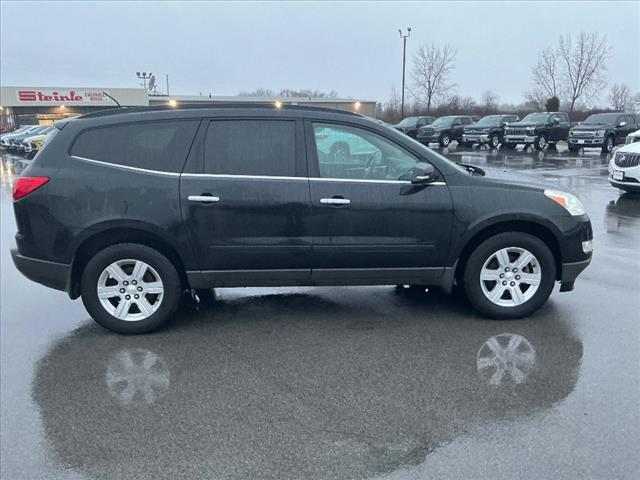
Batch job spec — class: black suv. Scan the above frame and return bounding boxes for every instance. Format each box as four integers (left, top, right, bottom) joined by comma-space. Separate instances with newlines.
416, 116, 474, 147
11, 105, 593, 334
569, 113, 639, 154
393, 116, 436, 138
504, 112, 572, 150
463, 114, 519, 148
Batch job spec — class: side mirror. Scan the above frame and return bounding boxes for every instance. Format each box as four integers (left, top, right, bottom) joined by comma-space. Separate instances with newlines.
619, 121, 627, 127
410, 162, 436, 184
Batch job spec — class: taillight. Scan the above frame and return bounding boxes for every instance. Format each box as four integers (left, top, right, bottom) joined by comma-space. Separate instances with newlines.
12, 177, 49, 200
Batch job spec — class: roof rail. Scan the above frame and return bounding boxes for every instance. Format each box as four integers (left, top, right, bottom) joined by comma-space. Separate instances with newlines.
77, 102, 363, 120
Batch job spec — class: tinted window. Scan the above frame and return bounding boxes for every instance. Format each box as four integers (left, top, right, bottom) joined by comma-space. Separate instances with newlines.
462, 117, 472, 125
313, 123, 418, 181
71, 120, 199, 172
204, 120, 296, 176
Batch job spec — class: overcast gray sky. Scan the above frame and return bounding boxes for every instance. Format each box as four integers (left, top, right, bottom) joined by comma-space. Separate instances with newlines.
1, 1, 638, 105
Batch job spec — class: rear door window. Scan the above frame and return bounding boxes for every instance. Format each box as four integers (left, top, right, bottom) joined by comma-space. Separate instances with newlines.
71, 120, 199, 172
204, 120, 296, 176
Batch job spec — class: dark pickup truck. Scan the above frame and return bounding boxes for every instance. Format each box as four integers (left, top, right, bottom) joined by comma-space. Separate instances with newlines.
416, 115, 475, 147
504, 112, 574, 150
394, 116, 436, 138
462, 114, 519, 148
569, 113, 639, 154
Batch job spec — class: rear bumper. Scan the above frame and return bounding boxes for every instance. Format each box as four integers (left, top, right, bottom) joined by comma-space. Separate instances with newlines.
11, 248, 71, 294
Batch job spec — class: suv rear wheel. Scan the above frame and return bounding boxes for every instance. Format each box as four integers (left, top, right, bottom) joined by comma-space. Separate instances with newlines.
463, 232, 556, 319
490, 133, 501, 149
80, 243, 182, 334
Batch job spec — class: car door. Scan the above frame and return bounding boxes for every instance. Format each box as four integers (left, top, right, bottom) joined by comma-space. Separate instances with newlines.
180, 118, 312, 286
306, 120, 453, 284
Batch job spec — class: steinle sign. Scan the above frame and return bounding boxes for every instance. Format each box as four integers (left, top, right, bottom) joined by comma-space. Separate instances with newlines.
17, 89, 109, 104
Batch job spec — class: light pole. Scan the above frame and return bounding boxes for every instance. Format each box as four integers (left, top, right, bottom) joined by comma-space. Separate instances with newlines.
398, 27, 411, 118
136, 71, 152, 89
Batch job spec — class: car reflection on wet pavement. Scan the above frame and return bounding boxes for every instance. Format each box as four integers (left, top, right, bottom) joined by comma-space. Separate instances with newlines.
1, 146, 639, 480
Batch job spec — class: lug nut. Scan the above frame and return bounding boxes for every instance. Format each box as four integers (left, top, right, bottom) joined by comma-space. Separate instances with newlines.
505, 267, 510, 272
119, 288, 125, 293
499, 273, 504, 278
502, 281, 507, 286
137, 286, 143, 291
510, 281, 516, 286
516, 275, 521, 280
123, 281, 129, 286
134, 294, 139, 299
132, 280, 137, 285
125, 295, 131, 300
513, 268, 518, 272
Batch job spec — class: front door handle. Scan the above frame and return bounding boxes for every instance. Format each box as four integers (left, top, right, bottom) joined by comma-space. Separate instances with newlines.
320, 197, 351, 205
188, 195, 220, 203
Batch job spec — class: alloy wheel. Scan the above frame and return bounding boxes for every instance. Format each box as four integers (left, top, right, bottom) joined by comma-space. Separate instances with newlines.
97, 259, 164, 321
479, 247, 541, 307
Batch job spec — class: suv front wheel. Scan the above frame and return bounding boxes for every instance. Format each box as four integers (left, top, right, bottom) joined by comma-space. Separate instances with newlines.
80, 243, 182, 334
463, 232, 556, 319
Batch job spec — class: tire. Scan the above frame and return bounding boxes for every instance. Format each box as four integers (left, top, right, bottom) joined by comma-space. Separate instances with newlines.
330, 142, 350, 163
439, 134, 451, 148
533, 134, 548, 151
462, 232, 556, 319
80, 243, 182, 334
601, 135, 614, 154
489, 133, 501, 149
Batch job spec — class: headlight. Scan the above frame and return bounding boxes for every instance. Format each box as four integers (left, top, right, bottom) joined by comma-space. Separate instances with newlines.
569, 130, 574, 136
527, 127, 536, 133
544, 189, 586, 216
595, 130, 606, 137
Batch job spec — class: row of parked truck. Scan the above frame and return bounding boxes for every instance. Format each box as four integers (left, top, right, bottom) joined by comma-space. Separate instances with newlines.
394, 112, 640, 153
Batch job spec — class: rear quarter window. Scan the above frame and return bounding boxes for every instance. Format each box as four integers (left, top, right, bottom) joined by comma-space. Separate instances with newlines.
70, 120, 199, 172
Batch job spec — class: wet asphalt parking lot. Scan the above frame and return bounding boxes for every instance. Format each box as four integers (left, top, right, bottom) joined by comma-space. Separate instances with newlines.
1, 144, 639, 480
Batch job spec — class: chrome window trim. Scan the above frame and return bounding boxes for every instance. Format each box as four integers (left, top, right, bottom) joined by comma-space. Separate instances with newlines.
70, 155, 180, 177
69, 157, 447, 185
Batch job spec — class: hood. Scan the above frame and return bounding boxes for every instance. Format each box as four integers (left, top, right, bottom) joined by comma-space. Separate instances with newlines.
469, 166, 559, 193
571, 124, 612, 131
506, 122, 539, 128
616, 141, 640, 155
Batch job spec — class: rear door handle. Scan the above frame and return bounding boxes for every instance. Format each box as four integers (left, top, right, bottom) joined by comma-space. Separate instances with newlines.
188, 195, 220, 203
320, 198, 351, 205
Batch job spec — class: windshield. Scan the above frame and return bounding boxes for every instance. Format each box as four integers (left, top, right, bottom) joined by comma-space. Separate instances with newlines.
521, 113, 551, 123
583, 114, 617, 125
474, 115, 502, 127
397, 117, 418, 127
431, 116, 455, 127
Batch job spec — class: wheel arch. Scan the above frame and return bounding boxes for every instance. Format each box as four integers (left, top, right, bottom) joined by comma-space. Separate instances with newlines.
453, 219, 562, 286
69, 226, 190, 299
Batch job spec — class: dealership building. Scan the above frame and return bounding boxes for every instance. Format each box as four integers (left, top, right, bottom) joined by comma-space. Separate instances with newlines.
0, 86, 376, 129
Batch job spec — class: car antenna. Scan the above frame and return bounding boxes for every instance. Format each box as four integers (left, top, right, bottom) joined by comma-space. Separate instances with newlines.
102, 91, 121, 107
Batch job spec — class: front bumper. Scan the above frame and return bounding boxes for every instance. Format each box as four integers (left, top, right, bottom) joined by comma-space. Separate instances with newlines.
559, 258, 591, 292
504, 135, 537, 144
416, 135, 441, 143
463, 134, 490, 143
11, 249, 71, 294
569, 137, 605, 146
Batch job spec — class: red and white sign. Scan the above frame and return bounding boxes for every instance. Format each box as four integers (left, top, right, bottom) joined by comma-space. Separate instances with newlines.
17, 89, 110, 104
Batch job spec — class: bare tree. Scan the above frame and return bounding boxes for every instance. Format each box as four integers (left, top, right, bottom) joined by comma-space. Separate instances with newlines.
532, 47, 560, 100
481, 90, 499, 112
524, 87, 546, 111
411, 43, 457, 112
608, 83, 631, 111
558, 32, 611, 112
